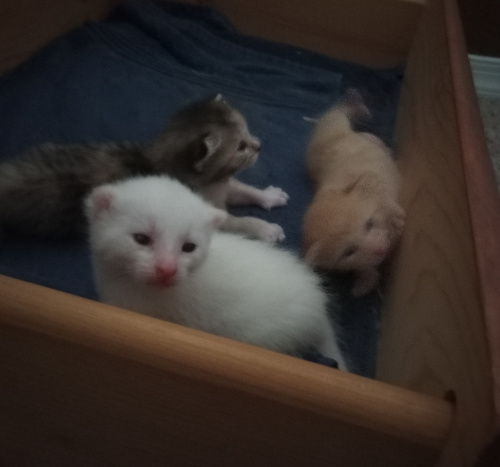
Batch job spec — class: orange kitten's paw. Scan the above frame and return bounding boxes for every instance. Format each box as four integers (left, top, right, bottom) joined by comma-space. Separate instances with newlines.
351, 268, 379, 296
391, 210, 406, 236
260, 186, 289, 210
386, 202, 405, 238
256, 222, 286, 243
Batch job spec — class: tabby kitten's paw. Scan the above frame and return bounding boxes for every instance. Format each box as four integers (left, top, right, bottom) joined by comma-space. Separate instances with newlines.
260, 186, 289, 210
258, 222, 286, 243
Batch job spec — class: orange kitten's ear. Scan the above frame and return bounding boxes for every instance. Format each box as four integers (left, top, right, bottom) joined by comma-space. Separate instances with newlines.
342, 179, 359, 195
341, 174, 375, 197
341, 175, 365, 195
304, 241, 322, 265
343, 88, 371, 120
86, 186, 115, 220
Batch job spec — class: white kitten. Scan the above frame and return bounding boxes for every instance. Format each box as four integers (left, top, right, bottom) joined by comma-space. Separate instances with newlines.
85, 175, 346, 370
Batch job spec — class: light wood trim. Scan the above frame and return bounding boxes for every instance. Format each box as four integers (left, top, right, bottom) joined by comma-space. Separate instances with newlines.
378, 0, 497, 465
3, 0, 498, 464
173, 0, 424, 67
444, 0, 500, 418
0, 0, 423, 74
0, 0, 118, 74
0, 274, 452, 465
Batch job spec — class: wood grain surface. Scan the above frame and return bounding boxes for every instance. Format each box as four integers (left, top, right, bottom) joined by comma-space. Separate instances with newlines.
1, 0, 499, 465
377, 0, 497, 465
183, 0, 424, 67
0, 0, 424, 74
0, 275, 452, 466
444, 0, 500, 419
0, 0, 116, 74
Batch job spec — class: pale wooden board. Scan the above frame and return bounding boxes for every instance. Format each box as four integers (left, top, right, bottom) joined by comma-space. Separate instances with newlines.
445, 0, 500, 418
0, 0, 423, 74
0, 275, 451, 466
377, 0, 497, 465
183, 0, 424, 67
1, 0, 497, 464
0, 0, 118, 74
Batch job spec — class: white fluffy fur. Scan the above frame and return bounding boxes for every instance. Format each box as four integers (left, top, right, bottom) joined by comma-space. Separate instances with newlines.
85, 175, 346, 370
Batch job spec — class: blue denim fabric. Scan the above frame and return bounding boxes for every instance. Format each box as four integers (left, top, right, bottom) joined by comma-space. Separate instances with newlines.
0, 1, 401, 376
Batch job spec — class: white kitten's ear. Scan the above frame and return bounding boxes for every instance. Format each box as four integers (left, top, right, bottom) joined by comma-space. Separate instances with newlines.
209, 208, 228, 228
194, 132, 221, 172
86, 186, 115, 220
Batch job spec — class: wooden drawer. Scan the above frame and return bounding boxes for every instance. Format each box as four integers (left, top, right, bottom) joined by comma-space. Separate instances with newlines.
1, 0, 499, 465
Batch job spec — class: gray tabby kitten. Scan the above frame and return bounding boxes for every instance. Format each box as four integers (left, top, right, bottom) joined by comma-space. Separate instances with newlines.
0, 95, 288, 241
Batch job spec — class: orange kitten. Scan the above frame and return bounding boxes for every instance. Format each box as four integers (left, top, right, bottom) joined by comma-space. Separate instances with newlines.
302, 89, 405, 296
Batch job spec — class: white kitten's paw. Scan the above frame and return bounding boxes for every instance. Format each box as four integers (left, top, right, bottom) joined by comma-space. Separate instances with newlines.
257, 222, 286, 243
260, 186, 289, 210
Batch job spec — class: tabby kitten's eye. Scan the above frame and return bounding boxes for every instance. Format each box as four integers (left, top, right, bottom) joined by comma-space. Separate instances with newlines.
133, 233, 152, 246
182, 242, 197, 253
365, 218, 375, 231
238, 141, 248, 151
343, 246, 358, 258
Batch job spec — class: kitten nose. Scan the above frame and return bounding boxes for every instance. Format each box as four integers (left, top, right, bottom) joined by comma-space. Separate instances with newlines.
155, 262, 177, 281
252, 138, 261, 152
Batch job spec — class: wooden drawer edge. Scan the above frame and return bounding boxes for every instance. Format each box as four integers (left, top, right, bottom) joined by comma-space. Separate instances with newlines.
443, 0, 500, 418
0, 273, 453, 451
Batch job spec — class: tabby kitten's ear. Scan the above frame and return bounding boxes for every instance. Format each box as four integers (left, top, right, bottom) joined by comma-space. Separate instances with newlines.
214, 93, 226, 103
194, 132, 222, 172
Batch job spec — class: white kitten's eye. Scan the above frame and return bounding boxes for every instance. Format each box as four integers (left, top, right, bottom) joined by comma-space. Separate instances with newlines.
133, 233, 152, 246
238, 141, 248, 151
343, 246, 358, 258
182, 242, 197, 253
365, 218, 375, 231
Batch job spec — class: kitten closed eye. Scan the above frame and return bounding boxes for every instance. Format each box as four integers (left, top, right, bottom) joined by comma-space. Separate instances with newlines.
343, 246, 358, 258
133, 233, 152, 246
238, 141, 248, 151
364, 218, 374, 231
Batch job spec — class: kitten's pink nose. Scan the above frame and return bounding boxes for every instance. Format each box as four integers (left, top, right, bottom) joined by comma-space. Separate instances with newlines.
155, 261, 178, 282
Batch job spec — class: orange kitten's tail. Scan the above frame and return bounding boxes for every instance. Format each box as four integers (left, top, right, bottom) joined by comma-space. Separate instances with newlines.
312, 88, 371, 139
338, 88, 371, 121
328, 88, 371, 126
